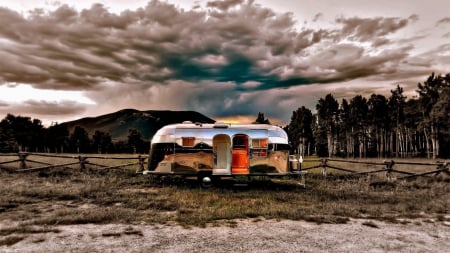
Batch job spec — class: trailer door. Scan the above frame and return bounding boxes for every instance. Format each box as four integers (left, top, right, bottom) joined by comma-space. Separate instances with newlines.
231, 134, 249, 174
212, 134, 231, 175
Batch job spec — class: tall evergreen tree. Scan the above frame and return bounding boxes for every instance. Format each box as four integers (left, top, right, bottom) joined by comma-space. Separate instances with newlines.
253, 112, 271, 124
287, 106, 314, 156
389, 85, 406, 157
92, 130, 113, 154
368, 94, 390, 158
416, 73, 449, 158
316, 94, 339, 157
47, 123, 69, 153
69, 126, 90, 153
128, 128, 144, 154
349, 95, 369, 158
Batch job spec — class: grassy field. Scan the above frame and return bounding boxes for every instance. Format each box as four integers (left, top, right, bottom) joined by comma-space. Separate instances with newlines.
0, 154, 449, 245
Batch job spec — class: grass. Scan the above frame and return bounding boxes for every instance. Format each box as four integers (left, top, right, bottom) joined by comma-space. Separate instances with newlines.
0, 154, 449, 231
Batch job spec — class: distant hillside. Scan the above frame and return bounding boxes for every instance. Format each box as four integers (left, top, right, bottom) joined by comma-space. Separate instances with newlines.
62, 109, 215, 141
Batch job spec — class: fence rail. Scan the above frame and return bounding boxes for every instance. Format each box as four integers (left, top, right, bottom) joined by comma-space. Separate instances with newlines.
1, 153, 449, 183
0, 152, 148, 173
300, 157, 449, 181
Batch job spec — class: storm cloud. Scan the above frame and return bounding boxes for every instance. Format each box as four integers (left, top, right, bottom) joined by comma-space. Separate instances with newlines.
0, 0, 449, 124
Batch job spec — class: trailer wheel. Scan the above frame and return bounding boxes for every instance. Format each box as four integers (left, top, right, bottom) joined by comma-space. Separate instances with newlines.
198, 175, 213, 189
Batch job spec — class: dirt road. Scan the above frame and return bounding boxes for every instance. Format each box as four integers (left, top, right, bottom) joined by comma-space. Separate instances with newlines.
1, 218, 449, 253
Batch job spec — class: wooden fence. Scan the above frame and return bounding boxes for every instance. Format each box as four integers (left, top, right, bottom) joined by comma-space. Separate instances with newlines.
300, 158, 450, 181
1, 153, 449, 182
0, 152, 148, 173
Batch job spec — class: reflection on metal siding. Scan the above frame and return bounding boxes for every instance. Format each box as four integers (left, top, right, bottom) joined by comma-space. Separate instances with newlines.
153, 124, 287, 144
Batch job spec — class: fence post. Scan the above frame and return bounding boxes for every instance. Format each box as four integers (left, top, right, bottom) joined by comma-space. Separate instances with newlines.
435, 161, 449, 177
78, 156, 87, 170
19, 153, 29, 170
384, 160, 395, 181
321, 158, 328, 178
136, 155, 146, 173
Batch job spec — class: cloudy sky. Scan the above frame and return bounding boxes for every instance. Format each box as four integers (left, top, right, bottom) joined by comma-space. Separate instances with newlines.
0, 0, 449, 126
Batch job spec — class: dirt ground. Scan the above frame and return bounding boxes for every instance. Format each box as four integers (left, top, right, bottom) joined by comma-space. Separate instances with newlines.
1, 218, 449, 253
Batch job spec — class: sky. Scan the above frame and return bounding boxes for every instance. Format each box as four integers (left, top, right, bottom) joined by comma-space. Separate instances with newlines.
0, 0, 449, 126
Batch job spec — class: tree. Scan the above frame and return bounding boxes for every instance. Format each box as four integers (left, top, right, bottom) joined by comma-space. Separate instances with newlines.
389, 85, 406, 157
430, 86, 450, 157
0, 123, 16, 152
253, 112, 271, 124
92, 130, 113, 154
316, 94, 339, 157
287, 106, 314, 156
47, 123, 69, 153
416, 73, 449, 158
338, 99, 352, 157
69, 126, 90, 153
0, 114, 45, 152
367, 94, 390, 157
30, 119, 45, 152
128, 128, 144, 153
349, 95, 369, 158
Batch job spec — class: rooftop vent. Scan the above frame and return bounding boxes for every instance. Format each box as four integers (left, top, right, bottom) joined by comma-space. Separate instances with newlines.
213, 122, 230, 128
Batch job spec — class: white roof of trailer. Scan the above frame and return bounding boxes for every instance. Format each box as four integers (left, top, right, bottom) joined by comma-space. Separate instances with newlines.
164, 122, 280, 130
152, 122, 289, 144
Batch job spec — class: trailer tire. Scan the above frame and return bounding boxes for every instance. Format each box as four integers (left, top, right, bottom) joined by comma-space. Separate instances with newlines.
198, 173, 213, 189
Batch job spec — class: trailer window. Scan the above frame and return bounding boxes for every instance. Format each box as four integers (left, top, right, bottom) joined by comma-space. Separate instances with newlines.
232, 136, 247, 149
252, 139, 268, 148
252, 138, 268, 158
182, 137, 195, 147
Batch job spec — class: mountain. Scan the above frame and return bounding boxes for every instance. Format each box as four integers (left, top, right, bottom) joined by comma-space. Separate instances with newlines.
62, 109, 215, 141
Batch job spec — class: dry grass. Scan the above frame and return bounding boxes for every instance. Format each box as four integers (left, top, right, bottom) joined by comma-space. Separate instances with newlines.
0, 154, 449, 232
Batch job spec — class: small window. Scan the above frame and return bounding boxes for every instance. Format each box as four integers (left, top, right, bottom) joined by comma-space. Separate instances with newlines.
182, 137, 195, 147
251, 138, 268, 158
252, 139, 268, 148
232, 136, 247, 149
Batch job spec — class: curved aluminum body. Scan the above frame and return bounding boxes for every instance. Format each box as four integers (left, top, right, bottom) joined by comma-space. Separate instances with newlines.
148, 122, 291, 176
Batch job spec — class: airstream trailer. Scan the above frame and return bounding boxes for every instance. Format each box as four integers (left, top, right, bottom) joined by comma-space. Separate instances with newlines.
145, 122, 301, 185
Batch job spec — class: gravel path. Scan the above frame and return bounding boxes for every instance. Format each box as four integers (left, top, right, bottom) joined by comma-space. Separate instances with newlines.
1, 218, 449, 253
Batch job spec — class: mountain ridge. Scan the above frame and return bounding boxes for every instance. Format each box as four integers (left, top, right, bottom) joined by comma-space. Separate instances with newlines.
62, 108, 216, 141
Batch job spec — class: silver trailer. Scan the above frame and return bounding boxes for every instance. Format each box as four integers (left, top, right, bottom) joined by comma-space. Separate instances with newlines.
146, 122, 301, 185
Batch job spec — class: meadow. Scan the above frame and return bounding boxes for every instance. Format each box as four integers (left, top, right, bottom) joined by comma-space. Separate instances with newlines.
0, 153, 449, 246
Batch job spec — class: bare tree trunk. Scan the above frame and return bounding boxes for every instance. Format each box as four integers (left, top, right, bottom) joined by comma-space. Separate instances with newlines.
424, 128, 431, 159
389, 132, 394, 158
431, 123, 439, 159
350, 127, 355, 158
376, 127, 381, 159
327, 129, 333, 158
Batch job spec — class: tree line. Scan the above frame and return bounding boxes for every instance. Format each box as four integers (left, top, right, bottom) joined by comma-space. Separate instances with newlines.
0, 116, 148, 154
285, 73, 450, 159
1, 72, 449, 158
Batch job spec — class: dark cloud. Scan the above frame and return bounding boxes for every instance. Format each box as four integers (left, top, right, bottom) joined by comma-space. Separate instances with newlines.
0, 100, 88, 125
313, 13, 323, 22
0, 0, 447, 124
1, 0, 412, 93
436, 17, 450, 26
336, 16, 411, 43
0, 100, 87, 116
207, 0, 244, 10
